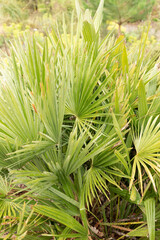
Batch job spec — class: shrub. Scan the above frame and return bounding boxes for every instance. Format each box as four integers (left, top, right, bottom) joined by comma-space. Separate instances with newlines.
0, 0, 160, 239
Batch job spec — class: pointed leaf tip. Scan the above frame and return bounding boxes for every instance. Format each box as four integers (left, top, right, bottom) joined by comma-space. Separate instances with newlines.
94, 0, 104, 32
75, 0, 81, 19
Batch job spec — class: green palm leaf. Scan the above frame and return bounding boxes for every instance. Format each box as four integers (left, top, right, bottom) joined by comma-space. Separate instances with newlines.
144, 198, 155, 240
130, 116, 160, 194
34, 205, 87, 237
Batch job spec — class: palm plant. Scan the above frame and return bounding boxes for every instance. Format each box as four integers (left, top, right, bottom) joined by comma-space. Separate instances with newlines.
0, 0, 160, 239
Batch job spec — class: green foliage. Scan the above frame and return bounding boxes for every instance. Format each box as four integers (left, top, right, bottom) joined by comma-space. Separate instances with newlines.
144, 198, 155, 240
0, 0, 24, 21
83, 0, 156, 23
0, 0, 74, 22
82, 0, 156, 34
0, 0, 160, 239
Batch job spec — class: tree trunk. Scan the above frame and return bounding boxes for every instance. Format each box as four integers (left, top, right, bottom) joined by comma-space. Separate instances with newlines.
33, 0, 38, 11
118, 22, 122, 36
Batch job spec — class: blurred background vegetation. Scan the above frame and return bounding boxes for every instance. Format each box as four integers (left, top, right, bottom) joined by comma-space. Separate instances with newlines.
0, 0, 160, 49
0, 0, 160, 52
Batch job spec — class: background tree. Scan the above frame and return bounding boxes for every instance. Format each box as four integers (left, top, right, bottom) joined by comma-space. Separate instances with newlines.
83, 0, 156, 35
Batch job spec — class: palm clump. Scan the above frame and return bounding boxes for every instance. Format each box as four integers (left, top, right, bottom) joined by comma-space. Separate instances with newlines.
0, 0, 160, 239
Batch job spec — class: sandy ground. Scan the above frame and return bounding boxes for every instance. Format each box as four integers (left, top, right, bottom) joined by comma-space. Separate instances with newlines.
124, 22, 160, 39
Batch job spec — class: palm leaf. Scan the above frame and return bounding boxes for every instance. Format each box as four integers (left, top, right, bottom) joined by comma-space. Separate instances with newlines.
34, 205, 87, 237
144, 198, 155, 240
